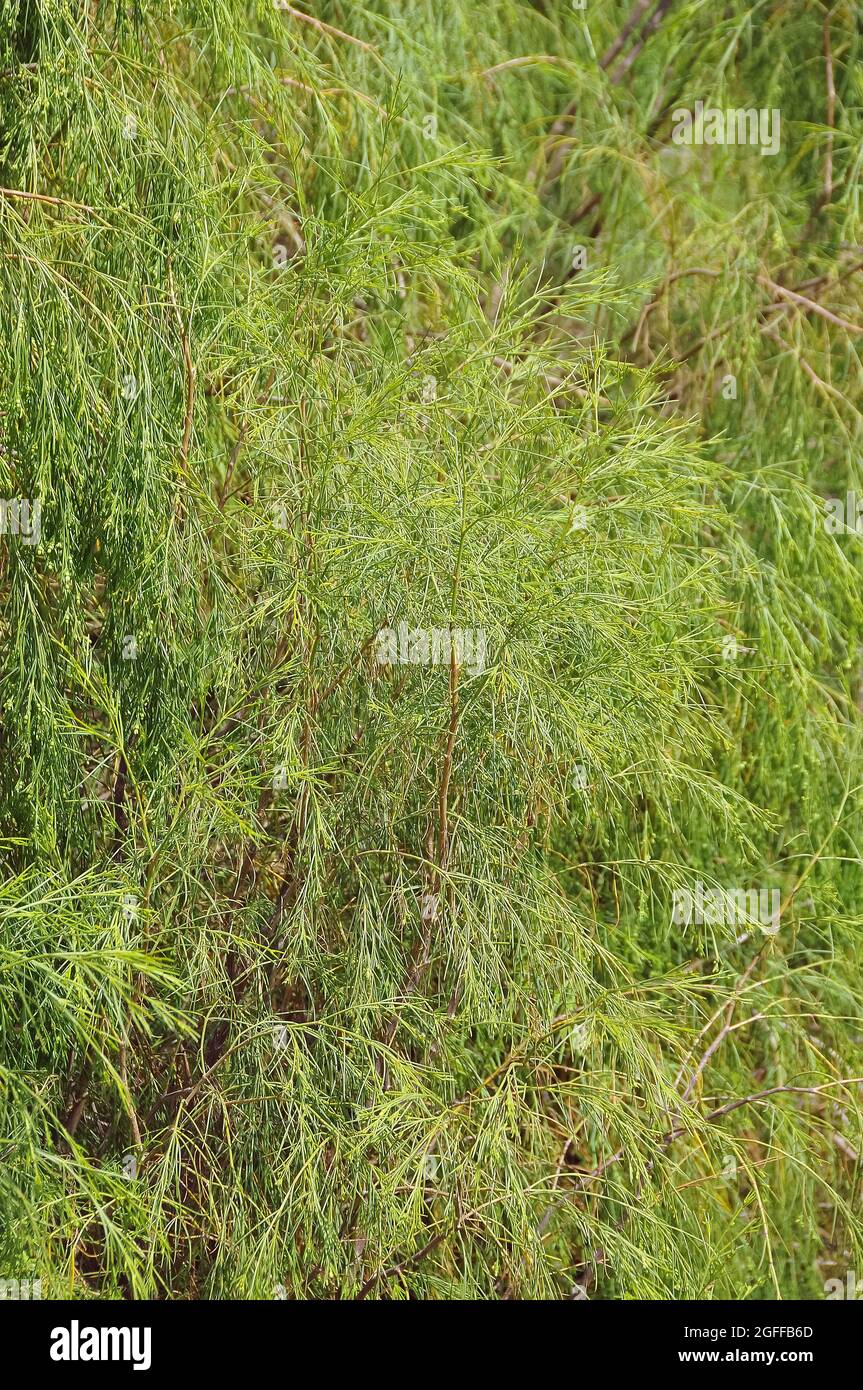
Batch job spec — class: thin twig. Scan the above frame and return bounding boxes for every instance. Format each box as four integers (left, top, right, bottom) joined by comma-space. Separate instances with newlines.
479, 54, 567, 77
166, 259, 197, 477
631, 268, 721, 351
540, 0, 676, 191
217, 373, 276, 511
273, 2, 377, 53
681, 1014, 765, 1105
757, 274, 862, 335
761, 322, 850, 407
608, 0, 675, 85
356, 1229, 449, 1299
680, 1079, 863, 1133
0, 185, 95, 214
599, 0, 654, 72
823, 13, 836, 207
119, 1036, 143, 1150
436, 646, 460, 881
571, 1077, 863, 1193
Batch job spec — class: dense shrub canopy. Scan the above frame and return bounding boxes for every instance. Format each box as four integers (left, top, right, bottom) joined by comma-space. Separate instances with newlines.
0, 0, 861, 1299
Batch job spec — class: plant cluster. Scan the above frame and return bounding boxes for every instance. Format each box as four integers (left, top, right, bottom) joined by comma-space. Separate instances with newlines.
0, 0, 861, 1299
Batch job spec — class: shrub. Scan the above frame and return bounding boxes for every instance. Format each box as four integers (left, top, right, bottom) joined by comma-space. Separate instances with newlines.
0, 0, 861, 1299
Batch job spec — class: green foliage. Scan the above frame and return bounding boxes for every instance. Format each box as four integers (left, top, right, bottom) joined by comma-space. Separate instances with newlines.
0, 0, 861, 1300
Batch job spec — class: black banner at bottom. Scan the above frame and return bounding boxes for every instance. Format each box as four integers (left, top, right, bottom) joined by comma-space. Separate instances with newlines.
0, 1296, 857, 1376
